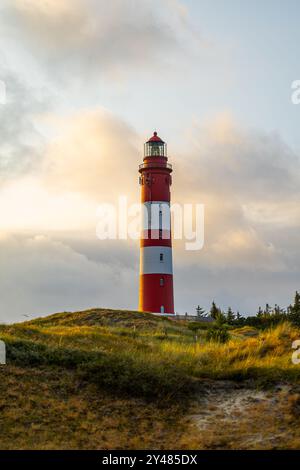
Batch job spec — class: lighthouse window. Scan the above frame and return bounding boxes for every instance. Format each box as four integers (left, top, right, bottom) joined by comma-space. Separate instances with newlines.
145, 141, 166, 157
152, 145, 160, 156
159, 207, 163, 236
160, 277, 164, 287
160, 253, 164, 262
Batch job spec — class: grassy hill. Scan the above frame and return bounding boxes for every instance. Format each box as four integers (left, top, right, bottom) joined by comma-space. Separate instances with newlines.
1, 308, 300, 449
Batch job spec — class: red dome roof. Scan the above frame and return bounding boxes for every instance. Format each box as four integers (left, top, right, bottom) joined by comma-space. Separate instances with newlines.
147, 131, 164, 143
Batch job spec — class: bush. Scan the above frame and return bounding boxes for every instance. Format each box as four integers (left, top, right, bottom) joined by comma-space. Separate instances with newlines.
81, 353, 196, 402
4, 337, 95, 368
206, 325, 230, 343
3, 336, 196, 402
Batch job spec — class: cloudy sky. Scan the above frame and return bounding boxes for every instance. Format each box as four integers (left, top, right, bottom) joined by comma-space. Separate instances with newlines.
0, 0, 300, 322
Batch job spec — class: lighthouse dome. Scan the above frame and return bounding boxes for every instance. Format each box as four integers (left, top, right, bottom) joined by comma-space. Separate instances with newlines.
147, 131, 165, 144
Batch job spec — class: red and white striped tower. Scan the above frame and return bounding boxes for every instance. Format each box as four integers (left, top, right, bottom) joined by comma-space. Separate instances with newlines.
138, 132, 174, 315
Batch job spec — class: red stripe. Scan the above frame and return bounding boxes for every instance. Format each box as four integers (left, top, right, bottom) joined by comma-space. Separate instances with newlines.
140, 230, 172, 247
141, 172, 171, 203
139, 274, 174, 314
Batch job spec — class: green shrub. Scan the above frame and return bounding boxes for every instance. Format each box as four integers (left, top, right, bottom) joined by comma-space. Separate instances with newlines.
206, 325, 230, 343
3, 336, 196, 402
81, 353, 196, 402
4, 337, 94, 368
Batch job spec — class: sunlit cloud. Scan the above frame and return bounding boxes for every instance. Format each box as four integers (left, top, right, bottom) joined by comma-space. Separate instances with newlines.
0, 1, 299, 320
4, 0, 199, 82
42, 109, 139, 200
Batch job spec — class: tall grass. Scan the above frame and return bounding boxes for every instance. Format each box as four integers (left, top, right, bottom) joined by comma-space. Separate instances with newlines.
1, 313, 300, 402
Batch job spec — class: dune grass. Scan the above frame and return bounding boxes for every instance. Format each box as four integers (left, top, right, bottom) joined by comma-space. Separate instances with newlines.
1, 311, 300, 396
0, 309, 300, 449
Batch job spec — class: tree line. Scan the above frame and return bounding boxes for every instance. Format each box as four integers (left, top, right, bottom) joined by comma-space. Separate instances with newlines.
196, 291, 300, 328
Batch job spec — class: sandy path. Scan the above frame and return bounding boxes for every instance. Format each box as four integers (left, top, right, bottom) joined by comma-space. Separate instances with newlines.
189, 381, 299, 449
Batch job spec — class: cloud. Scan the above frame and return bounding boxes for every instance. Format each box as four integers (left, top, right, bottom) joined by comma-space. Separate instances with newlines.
171, 113, 300, 276
4, 0, 192, 82
0, 107, 141, 237
0, 105, 299, 318
179, 113, 300, 203
0, 67, 45, 183
0, 233, 137, 323
2, 107, 299, 272
174, 263, 300, 316
208, 228, 284, 271
42, 108, 139, 200
0, 177, 96, 232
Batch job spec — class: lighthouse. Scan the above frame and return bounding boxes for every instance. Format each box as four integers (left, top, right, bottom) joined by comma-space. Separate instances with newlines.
138, 132, 175, 315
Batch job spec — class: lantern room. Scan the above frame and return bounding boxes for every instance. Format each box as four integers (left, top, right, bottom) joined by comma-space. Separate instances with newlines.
144, 132, 167, 157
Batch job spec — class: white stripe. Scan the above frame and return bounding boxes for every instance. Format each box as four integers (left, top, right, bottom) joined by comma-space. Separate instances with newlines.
140, 246, 173, 275
142, 202, 171, 231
